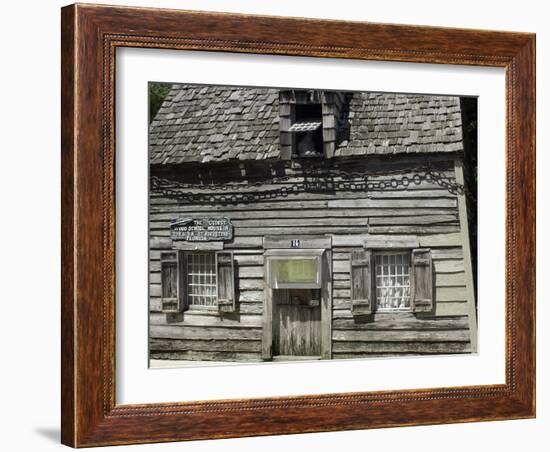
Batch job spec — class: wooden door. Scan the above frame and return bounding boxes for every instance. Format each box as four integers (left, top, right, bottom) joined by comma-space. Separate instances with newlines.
273, 289, 321, 357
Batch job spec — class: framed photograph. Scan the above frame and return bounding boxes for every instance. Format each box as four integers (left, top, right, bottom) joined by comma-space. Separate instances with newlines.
61, 3, 535, 447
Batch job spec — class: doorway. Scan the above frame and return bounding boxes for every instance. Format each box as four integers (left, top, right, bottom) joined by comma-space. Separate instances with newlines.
273, 289, 321, 358
261, 235, 332, 361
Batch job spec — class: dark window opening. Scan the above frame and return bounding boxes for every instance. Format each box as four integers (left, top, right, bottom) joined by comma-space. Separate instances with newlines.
291, 103, 324, 157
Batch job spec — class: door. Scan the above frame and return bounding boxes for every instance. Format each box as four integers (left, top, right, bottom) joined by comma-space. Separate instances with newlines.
273, 289, 321, 358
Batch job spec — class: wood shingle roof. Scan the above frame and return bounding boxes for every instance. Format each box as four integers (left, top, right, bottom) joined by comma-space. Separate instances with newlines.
149, 84, 464, 165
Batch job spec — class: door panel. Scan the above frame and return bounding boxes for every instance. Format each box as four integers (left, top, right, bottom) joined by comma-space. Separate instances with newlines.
273, 289, 321, 357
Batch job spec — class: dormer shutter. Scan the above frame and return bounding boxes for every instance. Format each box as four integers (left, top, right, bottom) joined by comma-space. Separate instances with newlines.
411, 248, 433, 313
321, 92, 337, 159
279, 93, 293, 160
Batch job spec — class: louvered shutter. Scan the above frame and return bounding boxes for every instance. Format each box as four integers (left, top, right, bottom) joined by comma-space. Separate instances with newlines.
411, 248, 433, 313
160, 251, 184, 313
216, 251, 235, 313
350, 249, 373, 315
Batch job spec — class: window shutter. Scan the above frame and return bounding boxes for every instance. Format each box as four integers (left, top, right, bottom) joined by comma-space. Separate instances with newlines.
350, 249, 373, 315
411, 248, 433, 313
160, 251, 184, 313
216, 251, 235, 313
279, 93, 293, 160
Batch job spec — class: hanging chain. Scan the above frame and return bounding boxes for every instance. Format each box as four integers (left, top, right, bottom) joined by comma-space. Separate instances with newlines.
150, 163, 471, 205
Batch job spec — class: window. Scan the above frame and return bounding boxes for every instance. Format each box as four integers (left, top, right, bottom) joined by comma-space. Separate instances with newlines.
270, 257, 321, 288
184, 252, 217, 307
159, 250, 236, 314
350, 248, 433, 316
290, 103, 323, 157
266, 249, 323, 289
374, 252, 411, 311
279, 90, 339, 160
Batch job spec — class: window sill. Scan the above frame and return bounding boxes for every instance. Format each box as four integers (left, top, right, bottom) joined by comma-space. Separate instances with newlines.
185, 307, 219, 316
291, 154, 325, 159
372, 311, 415, 318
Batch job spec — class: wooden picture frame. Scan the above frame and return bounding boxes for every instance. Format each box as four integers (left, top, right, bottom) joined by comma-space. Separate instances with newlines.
61, 3, 535, 447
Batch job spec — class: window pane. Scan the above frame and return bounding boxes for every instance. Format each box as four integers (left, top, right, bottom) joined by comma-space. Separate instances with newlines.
186, 252, 217, 306
374, 253, 411, 311
273, 258, 318, 284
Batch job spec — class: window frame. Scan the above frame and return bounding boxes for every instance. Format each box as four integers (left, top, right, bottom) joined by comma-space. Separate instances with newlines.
265, 249, 324, 290
372, 250, 413, 313
289, 102, 325, 158
182, 250, 218, 310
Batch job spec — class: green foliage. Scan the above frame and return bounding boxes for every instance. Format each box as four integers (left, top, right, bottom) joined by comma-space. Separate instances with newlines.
149, 82, 172, 123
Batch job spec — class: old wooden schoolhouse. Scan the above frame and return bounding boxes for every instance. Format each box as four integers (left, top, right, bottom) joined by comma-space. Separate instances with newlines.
148, 84, 477, 362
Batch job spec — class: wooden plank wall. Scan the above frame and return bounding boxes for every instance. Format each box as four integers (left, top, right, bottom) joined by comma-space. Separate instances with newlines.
148, 156, 473, 361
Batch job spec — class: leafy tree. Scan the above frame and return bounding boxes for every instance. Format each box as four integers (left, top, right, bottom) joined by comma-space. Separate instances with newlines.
149, 82, 172, 123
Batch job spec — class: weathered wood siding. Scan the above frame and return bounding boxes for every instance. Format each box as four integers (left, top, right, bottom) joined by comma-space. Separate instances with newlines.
149, 156, 474, 361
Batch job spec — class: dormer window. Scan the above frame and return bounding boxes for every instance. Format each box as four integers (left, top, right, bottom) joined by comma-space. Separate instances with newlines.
289, 103, 323, 157
279, 90, 338, 160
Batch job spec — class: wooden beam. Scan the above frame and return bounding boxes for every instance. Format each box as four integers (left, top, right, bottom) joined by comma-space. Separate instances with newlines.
454, 158, 478, 352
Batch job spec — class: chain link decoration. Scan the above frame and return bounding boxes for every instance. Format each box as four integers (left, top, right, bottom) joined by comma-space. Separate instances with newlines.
150, 164, 471, 205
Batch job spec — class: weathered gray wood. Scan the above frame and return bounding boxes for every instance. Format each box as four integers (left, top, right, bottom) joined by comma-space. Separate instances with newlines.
216, 250, 235, 313
150, 325, 262, 340
431, 248, 464, 260
331, 285, 467, 303
150, 301, 262, 315
150, 351, 262, 362
454, 158, 478, 353
150, 312, 262, 327
321, 249, 332, 359
432, 301, 469, 316
233, 254, 264, 266
151, 207, 458, 220
332, 315, 469, 330
332, 329, 470, 342
366, 225, 460, 235
223, 237, 263, 248
150, 236, 172, 250
237, 266, 264, 278
173, 241, 224, 251
150, 285, 161, 297
364, 235, 420, 249
418, 234, 462, 247
237, 291, 264, 302
330, 198, 457, 209
350, 249, 372, 315
263, 235, 331, 249
261, 285, 273, 359
332, 300, 468, 318
434, 259, 464, 273
332, 233, 462, 248
435, 272, 467, 287
412, 248, 433, 313
435, 286, 468, 301
151, 199, 329, 211
148, 155, 472, 361
332, 342, 470, 354
150, 215, 458, 231
273, 289, 322, 357
150, 339, 261, 353
238, 279, 264, 290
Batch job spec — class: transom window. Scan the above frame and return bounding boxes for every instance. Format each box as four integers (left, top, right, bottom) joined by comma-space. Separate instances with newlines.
374, 252, 411, 311
185, 252, 217, 306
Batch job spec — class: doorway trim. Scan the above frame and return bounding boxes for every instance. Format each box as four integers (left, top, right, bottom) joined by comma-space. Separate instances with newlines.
261, 235, 332, 360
